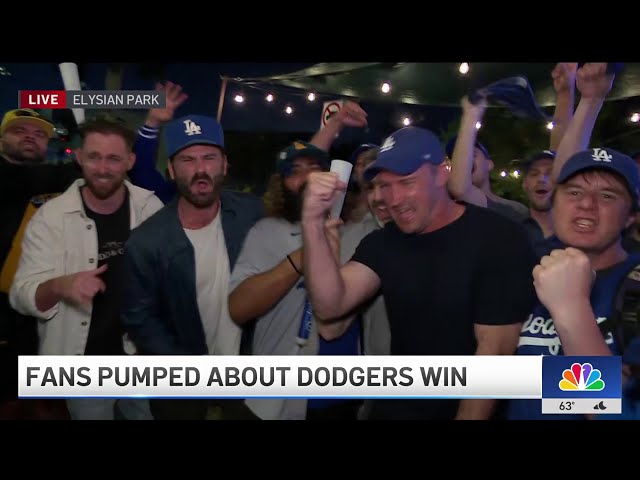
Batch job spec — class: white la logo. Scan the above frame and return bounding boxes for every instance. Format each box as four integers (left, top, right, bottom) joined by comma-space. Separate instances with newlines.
183, 119, 202, 136
591, 148, 612, 163
380, 136, 395, 153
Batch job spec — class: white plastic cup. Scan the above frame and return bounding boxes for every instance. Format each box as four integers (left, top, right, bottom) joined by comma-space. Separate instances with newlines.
58, 62, 85, 125
329, 159, 353, 219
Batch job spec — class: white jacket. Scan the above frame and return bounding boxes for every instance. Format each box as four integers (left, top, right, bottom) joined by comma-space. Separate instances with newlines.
9, 179, 163, 356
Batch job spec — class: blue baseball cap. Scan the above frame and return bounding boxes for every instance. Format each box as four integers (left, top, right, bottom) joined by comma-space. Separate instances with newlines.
363, 126, 445, 182
469, 76, 551, 121
165, 115, 224, 158
349, 143, 379, 164
520, 150, 556, 173
556, 147, 640, 208
445, 135, 489, 160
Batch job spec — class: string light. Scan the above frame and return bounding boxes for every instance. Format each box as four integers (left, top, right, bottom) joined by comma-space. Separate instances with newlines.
266, 93, 274, 102
500, 171, 507, 177
307, 92, 316, 101
285, 106, 293, 115
381, 82, 391, 94
234, 94, 244, 103
459, 63, 470, 75
546, 121, 555, 130
402, 117, 411, 126
512, 170, 520, 178
475, 121, 482, 130
631, 113, 640, 123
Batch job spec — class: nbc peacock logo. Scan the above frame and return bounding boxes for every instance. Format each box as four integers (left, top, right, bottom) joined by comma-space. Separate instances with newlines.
559, 362, 605, 391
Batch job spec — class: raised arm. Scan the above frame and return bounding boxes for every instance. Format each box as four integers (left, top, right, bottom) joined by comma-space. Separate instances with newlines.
128, 81, 187, 203
302, 171, 380, 319
551, 63, 615, 183
309, 101, 368, 151
447, 97, 490, 207
549, 63, 577, 151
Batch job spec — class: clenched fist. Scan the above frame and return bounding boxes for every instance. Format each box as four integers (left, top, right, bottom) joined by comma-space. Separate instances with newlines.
334, 101, 368, 128
576, 63, 615, 100
552, 63, 578, 94
302, 172, 348, 223
532, 248, 593, 315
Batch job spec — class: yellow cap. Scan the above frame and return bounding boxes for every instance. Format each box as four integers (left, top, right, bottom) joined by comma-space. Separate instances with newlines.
0, 109, 55, 138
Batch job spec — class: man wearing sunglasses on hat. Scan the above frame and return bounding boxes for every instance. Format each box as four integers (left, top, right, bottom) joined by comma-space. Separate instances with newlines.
0, 108, 82, 419
0, 84, 186, 419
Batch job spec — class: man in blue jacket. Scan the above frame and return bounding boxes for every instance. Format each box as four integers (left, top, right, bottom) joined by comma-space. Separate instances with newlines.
121, 114, 263, 420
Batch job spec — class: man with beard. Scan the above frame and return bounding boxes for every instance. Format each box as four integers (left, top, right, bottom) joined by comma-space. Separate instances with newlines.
227, 140, 365, 420
9, 117, 163, 420
121, 115, 263, 420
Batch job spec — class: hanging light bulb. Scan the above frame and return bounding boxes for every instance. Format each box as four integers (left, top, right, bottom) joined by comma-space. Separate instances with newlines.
266, 93, 274, 102
285, 106, 293, 115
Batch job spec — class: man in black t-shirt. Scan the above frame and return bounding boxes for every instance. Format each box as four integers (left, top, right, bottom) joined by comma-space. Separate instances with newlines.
302, 126, 537, 420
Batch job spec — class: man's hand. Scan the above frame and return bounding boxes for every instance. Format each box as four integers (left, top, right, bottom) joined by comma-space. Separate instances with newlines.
533, 248, 593, 317
58, 264, 108, 307
461, 94, 487, 118
145, 81, 188, 128
302, 172, 348, 224
576, 63, 615, 100
552, 63, 578, 94
333, 101, 368, 128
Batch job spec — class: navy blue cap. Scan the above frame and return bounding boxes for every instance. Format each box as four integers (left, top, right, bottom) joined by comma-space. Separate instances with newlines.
276, 140, 330, 176
165, 115, 224, 158
469, 76, 550, 121
349, 143, 379, 164
445, 135, 489, 160
557, 147, 640, 207
520, 150, 556, 172
363, 126, 445, 182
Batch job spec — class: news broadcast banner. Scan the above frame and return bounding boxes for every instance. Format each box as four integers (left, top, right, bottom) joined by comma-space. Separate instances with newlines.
17, 86, 624, 416
19, 90, 166, 109
18, 355, 623, 414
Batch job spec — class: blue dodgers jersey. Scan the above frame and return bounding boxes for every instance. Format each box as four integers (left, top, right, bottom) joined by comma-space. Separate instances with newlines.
507, 253, 640, 420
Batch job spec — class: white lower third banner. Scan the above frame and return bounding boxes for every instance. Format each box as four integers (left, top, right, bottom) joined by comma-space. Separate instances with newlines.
18, 355, 542, 399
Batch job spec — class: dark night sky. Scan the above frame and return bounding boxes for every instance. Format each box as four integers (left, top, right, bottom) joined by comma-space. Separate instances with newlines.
0, 62, 460, 147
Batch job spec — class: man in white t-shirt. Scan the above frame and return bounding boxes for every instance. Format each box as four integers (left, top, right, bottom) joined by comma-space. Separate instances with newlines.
122, 115, 263, 419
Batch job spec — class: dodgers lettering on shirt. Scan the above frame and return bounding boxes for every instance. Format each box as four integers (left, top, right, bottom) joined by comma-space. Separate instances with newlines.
507, 254, 640, 420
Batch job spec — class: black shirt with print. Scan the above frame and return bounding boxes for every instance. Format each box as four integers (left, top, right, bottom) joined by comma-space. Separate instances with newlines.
83, 189, 131, 355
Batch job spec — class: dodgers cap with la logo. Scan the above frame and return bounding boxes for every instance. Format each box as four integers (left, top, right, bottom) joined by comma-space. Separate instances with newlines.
165, 115, 225, 158
556, 147, 640, 208
363, 126, 445, 182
